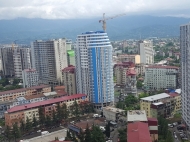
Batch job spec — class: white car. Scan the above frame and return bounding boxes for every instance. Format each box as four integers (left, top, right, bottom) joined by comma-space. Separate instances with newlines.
100, 126, 105, 131
37, 130, 41, 133
174, 135, 177, 139
168, 124, 173, 128
173, 122, 178, 126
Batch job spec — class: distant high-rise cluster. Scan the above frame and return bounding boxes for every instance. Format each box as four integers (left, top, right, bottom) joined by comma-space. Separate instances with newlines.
0, 45, 32, 78
75, 31, 114, 107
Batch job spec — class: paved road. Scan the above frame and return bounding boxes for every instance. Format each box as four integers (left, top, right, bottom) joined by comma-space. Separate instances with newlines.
111, 121, 126, 142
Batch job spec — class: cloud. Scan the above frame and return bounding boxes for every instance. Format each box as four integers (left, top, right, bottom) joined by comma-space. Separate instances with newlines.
0, 0, 190, 19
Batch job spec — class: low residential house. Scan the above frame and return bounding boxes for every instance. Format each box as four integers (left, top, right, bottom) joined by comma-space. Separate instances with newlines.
102, 106, 125, 122
140, 93, 178, 118
127, 110, 158, 142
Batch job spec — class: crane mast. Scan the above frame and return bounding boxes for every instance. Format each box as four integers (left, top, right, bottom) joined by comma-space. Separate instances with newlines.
99, 13, 126, 32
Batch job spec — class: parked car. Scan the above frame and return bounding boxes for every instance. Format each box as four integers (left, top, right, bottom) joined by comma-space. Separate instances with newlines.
168, 124, 173, 128
41, 131, 49, 135
182, 137, 188, 140
174, 135, 177, 139
173, 122, 178, 126
70, 121, 75, 124
93, 114, 101, 118
37, 130, 41, 133
179, 131, 184, 134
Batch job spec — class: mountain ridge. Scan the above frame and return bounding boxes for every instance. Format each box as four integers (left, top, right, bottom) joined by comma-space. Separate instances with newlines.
0, 15, 189, 44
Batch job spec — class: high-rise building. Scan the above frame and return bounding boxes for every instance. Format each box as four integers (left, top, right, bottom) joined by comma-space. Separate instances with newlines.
67, 50, 75, 66
0, 45, 32, 78
180, 23, 190, 128
22, 69, 39, 88
144, 65, 179, 90
20, 47, 32, 69
31, 39, 68, 85
138, 40, 154, 64
62, 65, 76, 95
75, 31, 114, 107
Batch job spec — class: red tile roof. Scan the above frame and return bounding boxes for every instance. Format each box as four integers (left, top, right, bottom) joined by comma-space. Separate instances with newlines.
127, 68, 136, 76
146, 65, 178, 69
62, 65, 75, 73
7, 94, 86, 113
23, 68, 37, 72
114, 62, 135, 68
56, 90, 67, 96
169, 92, 180, 97
0, 84, 50, 96
54, 86, 65, 90
147, 117, 158, 122
127, 122, 152, 142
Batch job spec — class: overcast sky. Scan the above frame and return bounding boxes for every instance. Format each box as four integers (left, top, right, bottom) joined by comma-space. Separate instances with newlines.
0, 0, 190, 19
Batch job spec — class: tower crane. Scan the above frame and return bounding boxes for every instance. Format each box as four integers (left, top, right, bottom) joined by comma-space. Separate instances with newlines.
12, 40, 18, 50
99, 13, 126, 32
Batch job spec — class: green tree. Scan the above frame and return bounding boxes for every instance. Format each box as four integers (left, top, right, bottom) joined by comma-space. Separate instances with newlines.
84, 124, 91, 142
39, 107, 45, 125
52, 110, 57, 125
45, 115, 52, 127
158, 116, 168, 140
56, 103, 62, 123
12, 123, 21, 142
105, 121, 111, 138
165, 131, 174, 142
25, 117, 32, 131
62, 103, 69, 120
118, 128, 127, 142
91, 125, 105, 142
137, 80, 143, 89
32, 115, 38, 128
65, 130, 72, 141
13, 78, 20, 85
20, 120, 25, 133
72, 100, 80, 118
1, 78, 9, 87
78, 128, 85, 142
5, 125, 12, 142
138, 92, 149, 99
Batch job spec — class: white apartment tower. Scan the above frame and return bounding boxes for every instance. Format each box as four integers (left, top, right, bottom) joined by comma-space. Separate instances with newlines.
31, 39, 68, 85
180, 23, 190, 129
75, 31, 114, 107
22, 69, 39, 88
138, 40, 154, 64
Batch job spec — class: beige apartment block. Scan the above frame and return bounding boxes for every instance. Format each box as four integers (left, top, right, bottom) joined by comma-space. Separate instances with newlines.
24, 108, 39, 122
135, 63, 145, 76
118, 54, 140, 64
62, 65, 76, 95
0, 85, 51, 102
114, 62, 135, 85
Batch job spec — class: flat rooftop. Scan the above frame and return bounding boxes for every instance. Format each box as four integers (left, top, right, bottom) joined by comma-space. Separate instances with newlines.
103, 106, 125, 113
140, 93, 170, 102
127, 110, 147, 122
24, 129, 67, 142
